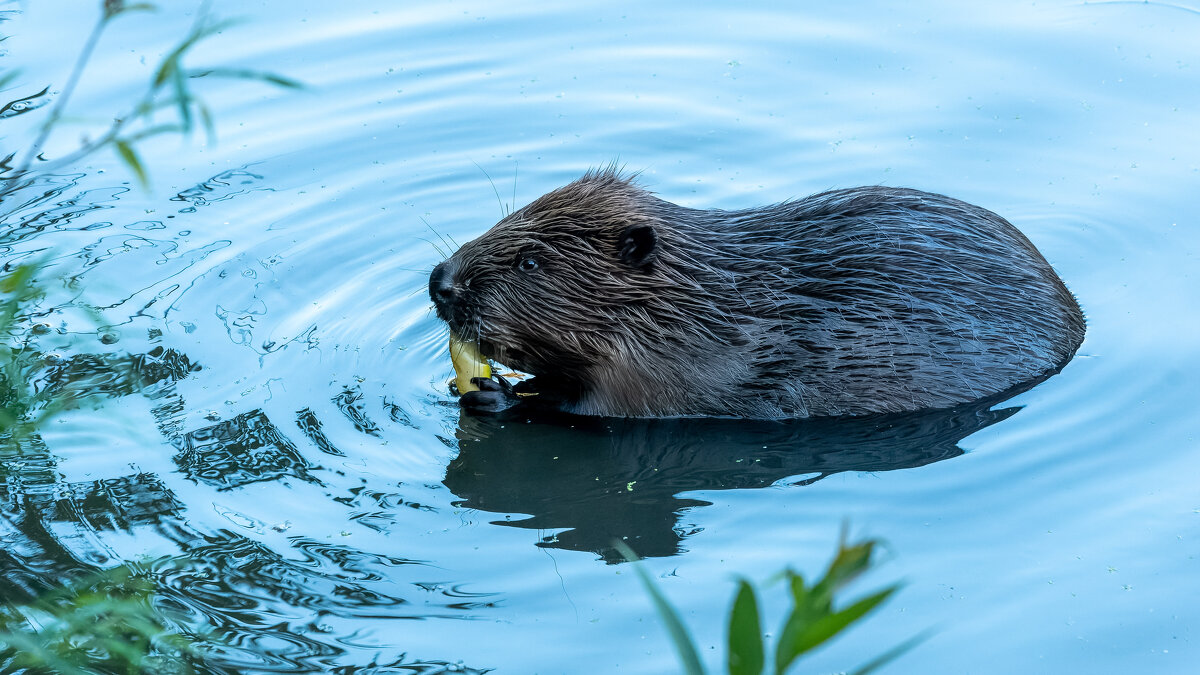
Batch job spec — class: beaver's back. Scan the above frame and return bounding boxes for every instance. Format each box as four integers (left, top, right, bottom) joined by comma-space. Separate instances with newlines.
664, 186, 1085, 416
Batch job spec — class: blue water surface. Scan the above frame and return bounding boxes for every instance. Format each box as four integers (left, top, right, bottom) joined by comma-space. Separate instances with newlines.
1, 0, 1198, 673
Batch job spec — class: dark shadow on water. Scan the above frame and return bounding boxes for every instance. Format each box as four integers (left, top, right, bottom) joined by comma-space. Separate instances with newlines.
444, 397, 1026, 563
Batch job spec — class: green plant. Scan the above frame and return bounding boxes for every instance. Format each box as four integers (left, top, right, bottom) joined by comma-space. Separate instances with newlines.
0, 260, 204, 665
618, 533, 924, 675
0, 260, 127, 450
0, 563, 200, 675
2, 0, 301, 438
1, 3, 295, 672
0, 260, 63, 443
3, 0, 300, 196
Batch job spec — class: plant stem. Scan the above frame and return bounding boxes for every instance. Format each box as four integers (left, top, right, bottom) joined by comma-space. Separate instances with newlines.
17, 10, 110, 178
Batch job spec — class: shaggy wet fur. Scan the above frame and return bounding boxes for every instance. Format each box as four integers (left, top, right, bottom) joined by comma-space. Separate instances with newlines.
430, 169, 1085, 418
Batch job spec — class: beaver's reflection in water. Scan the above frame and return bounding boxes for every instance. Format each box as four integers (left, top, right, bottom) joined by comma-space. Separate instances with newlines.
444, 393, 1027, 563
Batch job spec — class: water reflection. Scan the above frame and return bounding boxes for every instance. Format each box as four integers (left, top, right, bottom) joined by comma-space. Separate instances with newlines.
0, 86, 51, 120
2, 344, 200, 598
445, 398, 1023, 562
0, 172, 113, 250
0, 466, 186, 600
1, 342, 495, 672
170, 167, 269, 213
175, 409, 324, 491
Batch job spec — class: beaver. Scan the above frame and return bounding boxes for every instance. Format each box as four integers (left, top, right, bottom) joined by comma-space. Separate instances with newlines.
429, 168, 1085, 418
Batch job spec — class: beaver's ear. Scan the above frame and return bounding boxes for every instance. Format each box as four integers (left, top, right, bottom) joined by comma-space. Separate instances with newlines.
618, 224, 658, 268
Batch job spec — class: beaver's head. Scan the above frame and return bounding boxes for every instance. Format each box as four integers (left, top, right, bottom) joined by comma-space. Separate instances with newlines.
429, 170, 667, 378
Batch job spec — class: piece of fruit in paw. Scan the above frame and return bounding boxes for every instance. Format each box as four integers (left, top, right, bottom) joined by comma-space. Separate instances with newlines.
449, 332, 491, 394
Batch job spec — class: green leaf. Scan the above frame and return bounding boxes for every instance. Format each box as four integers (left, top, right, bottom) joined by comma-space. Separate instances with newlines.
105, 1, 158, 18
775, 585, 899, 675
113, 139, 149, 189
171, 64, 193, 132
813, 539, 877, 600
188, 67, 304, 89
774, 570, 826, 666
153, 54, 176, 88
728, 579, 764, 675
260, 72, 305, 89
614, 540, 706, 675
118, 3, 159, 14
786, 569, 826, 617
197, 102, 216, 144
0, 629, 84, 674
0, 262, 38, 294
152, 19, 238, 88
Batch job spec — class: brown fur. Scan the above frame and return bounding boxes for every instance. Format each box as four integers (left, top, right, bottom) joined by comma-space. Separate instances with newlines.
430, 169, 1085, 418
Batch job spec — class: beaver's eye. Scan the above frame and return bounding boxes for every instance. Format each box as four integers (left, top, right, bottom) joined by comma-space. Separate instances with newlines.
517, 258, 540, 273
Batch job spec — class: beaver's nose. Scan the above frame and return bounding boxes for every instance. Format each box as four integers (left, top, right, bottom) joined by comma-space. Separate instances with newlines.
429, 261, 457, 308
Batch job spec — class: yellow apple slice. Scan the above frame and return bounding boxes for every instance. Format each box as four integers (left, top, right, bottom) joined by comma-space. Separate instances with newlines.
449, 332, 491, 394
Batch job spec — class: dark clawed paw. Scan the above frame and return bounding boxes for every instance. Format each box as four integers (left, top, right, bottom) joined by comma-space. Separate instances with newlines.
460, 376, 518, 413
471, 377, 502, 392
473, 374, 514, 394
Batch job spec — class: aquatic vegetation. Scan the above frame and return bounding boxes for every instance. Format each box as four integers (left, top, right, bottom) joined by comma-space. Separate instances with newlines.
620, 534, 922, 675
0, 2, 303, 670
0, 0, 300, 434
1, 0, 300, 197
0, 563, 201, 675
0, 261, 85, 445
0, 263, 205, 672
0, 259, 170, 452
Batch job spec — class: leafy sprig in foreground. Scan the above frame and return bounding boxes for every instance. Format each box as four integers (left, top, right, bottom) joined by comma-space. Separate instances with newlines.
0, 563, 201, 675
619, 534, 924, 675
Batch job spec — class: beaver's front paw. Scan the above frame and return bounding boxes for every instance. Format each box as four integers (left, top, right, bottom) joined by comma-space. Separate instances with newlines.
460, 375, 519, 413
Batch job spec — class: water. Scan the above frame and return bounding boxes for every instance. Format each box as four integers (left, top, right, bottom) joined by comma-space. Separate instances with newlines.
1, 0, 1198, 672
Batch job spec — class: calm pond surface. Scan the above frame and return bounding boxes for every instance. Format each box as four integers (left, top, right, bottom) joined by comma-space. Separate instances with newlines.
2, 0, 1198, 672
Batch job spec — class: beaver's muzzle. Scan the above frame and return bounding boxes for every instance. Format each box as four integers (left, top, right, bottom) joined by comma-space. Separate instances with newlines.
429, 260, 457, 316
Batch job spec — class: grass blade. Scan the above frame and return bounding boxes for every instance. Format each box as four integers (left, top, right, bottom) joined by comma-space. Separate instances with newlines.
847, 630, 931, 675
614, 540, 706, 675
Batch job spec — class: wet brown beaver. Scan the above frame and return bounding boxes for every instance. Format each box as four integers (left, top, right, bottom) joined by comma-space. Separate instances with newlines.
429, 168, 1085, 418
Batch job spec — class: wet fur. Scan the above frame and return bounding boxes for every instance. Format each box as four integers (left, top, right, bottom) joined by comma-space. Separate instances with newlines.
432, 169, 1085, 418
